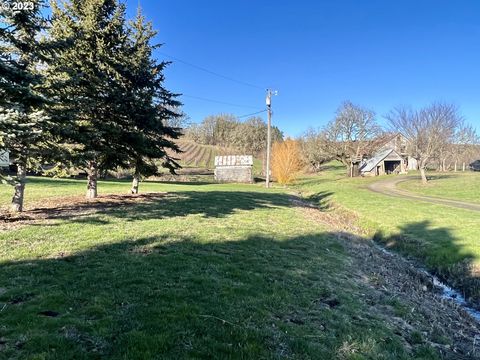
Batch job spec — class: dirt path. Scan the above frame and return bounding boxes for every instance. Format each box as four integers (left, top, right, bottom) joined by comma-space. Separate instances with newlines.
368, 176, 480, 212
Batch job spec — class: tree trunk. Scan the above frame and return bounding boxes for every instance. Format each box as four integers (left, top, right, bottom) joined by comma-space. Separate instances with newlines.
11, 162, 27, 212
442, 159, 446, 172
463, 162, 466, 172
454, 161, 457, 172
420, 167, 428, 184
86, 160, 98, 199
131, 173, 140, 194
351, 162, 360, 177
346, 163, 352, 177
262, 152, 265, 177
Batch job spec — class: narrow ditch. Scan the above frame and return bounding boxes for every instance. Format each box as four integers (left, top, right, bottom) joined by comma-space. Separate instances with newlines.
291, 194, 480, 324
373, 243, 480, 322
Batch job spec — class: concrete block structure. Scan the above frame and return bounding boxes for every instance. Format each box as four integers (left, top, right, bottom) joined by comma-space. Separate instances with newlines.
214, 155, 253, 183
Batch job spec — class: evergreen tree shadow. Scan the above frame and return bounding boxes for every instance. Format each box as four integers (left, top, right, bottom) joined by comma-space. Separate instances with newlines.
0, 218, 477, 358
0, 232, 352, 358
2, 191, 334, 227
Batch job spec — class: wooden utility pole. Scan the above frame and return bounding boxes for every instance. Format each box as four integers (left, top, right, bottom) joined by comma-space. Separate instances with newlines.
265, 92, 272, 188
265, 89, 277, 188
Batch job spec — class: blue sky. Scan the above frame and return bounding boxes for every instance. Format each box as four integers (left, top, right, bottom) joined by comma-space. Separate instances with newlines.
124, 0, 480, 136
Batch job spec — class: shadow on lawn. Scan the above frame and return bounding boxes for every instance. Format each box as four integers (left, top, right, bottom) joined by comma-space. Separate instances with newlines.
0, 223, 478, 358
424, 174, 459, 181
0, 189, 479, 358
3, 189, 478, 307
0, 232, 355, 358
303, 191, 334, 211
26, 176, 216, 187
2, 190, 334, 227
79, 190, 335, 222
374, 220, 479, 304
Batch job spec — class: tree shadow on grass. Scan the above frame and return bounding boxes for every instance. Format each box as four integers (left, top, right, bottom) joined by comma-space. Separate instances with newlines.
424, 174, 460, 182
0, 232, 365, 359
74, 190, 336, 223
374, 220, 479, 304
0, 191, 334, 229
24, 177, 217, 190
147, 180, 215, 186
303, 191, 334, 211
0, 207, 479, 357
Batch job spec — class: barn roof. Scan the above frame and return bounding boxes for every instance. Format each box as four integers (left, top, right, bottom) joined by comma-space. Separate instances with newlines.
360, 148, 401, 173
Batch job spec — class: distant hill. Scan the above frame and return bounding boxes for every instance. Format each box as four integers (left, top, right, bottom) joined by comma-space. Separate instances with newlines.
166, 139, 263, 175
167, 139, 230, 169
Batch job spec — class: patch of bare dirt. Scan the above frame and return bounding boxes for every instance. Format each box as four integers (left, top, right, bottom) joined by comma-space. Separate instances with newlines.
291, 195, 480, 359
0, 192, 167, 231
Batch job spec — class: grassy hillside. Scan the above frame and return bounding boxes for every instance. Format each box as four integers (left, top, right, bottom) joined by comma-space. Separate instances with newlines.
167, 139, 233, 169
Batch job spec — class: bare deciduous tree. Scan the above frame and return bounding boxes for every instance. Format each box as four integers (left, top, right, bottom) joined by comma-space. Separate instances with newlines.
298, 127, 331, 172
386, 102, 462, 184
320, 101, 384, 177
184, 114, 283, 154
164, 107, 191, 130
452, 124, 479, 172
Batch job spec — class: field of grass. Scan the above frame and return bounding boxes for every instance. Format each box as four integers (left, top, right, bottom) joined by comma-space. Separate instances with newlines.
292, 164, 480, 303
0, 177, 449, 359
397, 172, 480, 204
0, 177, 196, 209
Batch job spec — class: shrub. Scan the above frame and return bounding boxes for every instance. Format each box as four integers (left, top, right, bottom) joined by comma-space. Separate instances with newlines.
271, 139, 303, 184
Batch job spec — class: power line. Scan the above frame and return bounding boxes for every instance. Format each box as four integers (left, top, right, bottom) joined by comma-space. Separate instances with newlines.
237, 109, 267, 119
182, 94, 260, 109
159, 52, 265, 90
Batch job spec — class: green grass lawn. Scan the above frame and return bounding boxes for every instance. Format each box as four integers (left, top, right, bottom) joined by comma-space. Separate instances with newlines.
0, 178, 439, 359
0, 177, 220, 209
397, 172, 480, 204
292, 164, 480, 303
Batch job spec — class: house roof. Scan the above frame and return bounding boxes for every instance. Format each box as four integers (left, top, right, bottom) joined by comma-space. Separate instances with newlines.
360, 148, 401, 173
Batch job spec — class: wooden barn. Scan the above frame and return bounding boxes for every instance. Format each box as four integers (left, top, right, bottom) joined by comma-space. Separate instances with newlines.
380, 133, 418, 170
360, 148, 405, 176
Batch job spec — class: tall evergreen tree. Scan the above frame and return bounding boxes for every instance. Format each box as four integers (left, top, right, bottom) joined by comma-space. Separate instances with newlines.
47, 0, 133, 198
123, 9, 182, 194
0, 0, 54, 212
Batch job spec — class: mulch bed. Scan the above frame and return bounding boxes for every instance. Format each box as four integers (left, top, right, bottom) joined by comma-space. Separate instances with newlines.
0, 192, 167, 231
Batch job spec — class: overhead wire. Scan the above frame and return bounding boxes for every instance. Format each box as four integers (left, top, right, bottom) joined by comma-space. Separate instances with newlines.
182, 94, 260, 109
237, 109, 267, 119
160, 52, 269, 119
159, 52, 266, 90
